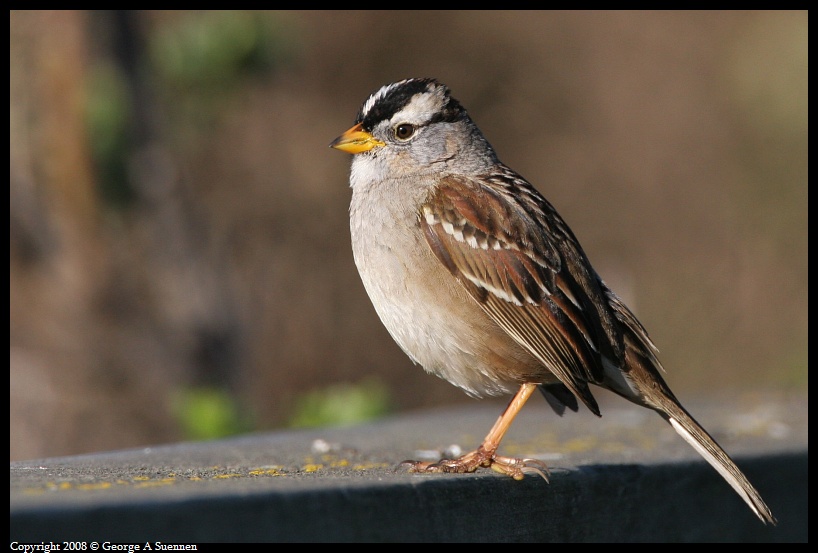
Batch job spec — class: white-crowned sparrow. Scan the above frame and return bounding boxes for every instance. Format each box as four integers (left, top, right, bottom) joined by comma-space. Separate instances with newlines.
330, 78, 775, 524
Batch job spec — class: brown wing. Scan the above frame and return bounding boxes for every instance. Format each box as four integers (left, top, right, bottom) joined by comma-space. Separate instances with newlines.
421, 171, 624, 416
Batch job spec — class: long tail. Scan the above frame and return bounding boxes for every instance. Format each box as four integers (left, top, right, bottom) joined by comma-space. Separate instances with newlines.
604, 289, 776, 524
654, 390, 776, 524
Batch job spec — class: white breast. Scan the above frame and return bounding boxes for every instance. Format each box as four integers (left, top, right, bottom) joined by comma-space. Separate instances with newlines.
348, 169, 522, 398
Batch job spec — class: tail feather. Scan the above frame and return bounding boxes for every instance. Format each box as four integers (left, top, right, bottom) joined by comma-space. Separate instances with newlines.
626, 349, 776, 524
662, 401, 776, 525
603, 287, 776, 524
624, 347, 777, 524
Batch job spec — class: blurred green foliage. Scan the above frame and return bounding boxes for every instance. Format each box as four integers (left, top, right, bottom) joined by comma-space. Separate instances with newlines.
150, 11, 300, 93
85, 63, 136, 209
172, 387, 253, 441
84, 11, 301, 210
287, 379, 393, 429
173, 379, 393, 439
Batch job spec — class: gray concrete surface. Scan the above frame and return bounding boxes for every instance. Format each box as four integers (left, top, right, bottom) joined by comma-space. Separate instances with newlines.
10, 390, 808, 542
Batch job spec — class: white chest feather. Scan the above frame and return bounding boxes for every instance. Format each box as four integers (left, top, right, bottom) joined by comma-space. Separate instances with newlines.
348, 168, 521, 398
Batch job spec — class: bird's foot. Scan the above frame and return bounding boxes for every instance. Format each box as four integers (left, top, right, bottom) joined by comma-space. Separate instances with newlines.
401, 445, 549, 481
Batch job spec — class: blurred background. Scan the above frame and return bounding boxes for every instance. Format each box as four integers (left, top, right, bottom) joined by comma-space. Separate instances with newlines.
10, 11, 807, 461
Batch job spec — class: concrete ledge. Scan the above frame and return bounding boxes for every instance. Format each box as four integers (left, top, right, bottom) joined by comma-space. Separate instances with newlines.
10, 391, 807, 542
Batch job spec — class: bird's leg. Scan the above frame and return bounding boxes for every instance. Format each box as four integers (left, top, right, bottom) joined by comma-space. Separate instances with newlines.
402, 383, 549, 481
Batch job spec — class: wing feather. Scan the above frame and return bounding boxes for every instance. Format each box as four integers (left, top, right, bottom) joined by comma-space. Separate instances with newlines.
422, 172, 625, 415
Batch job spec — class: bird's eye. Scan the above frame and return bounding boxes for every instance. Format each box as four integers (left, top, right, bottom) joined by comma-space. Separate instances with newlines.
394, 123, 416, 141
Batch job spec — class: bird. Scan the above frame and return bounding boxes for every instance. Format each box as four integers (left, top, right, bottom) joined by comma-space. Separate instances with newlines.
329, 77, 775, 524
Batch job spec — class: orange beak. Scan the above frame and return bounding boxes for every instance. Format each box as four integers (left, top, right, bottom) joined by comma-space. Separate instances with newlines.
329, 123, 385, 154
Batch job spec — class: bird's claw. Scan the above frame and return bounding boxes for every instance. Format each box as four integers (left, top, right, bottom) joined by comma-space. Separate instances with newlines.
401, 447, 549, 482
